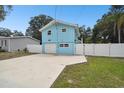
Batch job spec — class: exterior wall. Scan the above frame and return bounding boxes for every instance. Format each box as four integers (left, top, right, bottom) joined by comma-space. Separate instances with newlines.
57, 24, 75, 43
9, 38, 40, 52
42, 23, 76, 54
42, 24, 75, 43
42, 24, 58, 43
0, 39, 9, 51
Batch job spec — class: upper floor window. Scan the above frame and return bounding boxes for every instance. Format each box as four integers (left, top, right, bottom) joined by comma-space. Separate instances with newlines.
62, 28, 66, 32
48, 30, 51, 35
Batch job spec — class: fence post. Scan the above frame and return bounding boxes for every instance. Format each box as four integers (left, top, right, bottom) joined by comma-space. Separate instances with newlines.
109, 43, 111, 57
83, 44, 85, 55
93, 44, 95, 55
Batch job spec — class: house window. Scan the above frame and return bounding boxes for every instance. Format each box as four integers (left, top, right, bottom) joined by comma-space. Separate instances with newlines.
48, 39, 51, 41
60, 44, 69, 47
60, 44, 63, 47
48, 30, 51, 35
62, 28, 66, 32
65, 44, 69, 47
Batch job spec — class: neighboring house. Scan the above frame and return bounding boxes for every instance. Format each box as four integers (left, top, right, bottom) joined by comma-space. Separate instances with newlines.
0, 36, 40, 52
39, 20, 81, 55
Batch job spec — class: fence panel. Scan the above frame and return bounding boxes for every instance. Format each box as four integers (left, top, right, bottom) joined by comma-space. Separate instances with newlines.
110, 44, 124, 57
84, 44, 94, 55
75, 43, 124, 57
75, 44, 83, 55
94, 44, 110, 56
27, 44, 42, 53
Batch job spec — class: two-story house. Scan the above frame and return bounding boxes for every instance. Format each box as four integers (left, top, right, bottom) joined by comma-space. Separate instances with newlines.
39, 20, 81, 55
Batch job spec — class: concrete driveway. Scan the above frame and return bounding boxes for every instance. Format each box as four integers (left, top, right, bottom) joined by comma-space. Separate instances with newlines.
0, 54, 87, 88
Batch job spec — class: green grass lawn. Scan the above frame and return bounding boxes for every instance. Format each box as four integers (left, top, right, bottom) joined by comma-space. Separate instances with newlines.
51, 56, 124, 88
0, 51, 32, 60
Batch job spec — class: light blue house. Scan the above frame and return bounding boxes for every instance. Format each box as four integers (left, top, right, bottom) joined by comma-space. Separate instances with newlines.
39, 20, 81, 55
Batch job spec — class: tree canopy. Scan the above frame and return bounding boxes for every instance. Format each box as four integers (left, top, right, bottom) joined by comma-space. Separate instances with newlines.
13, 30, 24, 36
78, 25, 92, 43
92, 5, 124, 43
0, 27, 24, 37
0, 27, 12, 37
25, 14, 54, 41
0, 5, 12, 22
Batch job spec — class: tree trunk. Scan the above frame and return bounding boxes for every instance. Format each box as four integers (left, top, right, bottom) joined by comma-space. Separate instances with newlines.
117, 27, 121, 43
113, 22, 117, 43
113, 22, 116, 37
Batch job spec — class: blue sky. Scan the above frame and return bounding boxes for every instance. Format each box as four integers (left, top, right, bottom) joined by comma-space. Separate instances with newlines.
0, 5, 110, 34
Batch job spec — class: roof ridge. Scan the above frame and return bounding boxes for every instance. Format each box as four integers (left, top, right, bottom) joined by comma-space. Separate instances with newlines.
39, 20, 78, 32
0, 36, 40, 42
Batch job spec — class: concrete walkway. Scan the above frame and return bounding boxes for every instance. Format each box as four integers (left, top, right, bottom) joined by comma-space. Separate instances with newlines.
0, 54, 87, 88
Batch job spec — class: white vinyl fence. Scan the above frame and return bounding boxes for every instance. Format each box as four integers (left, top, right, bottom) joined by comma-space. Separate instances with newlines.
76, 43, 124, 57
27, 44, 124, 57
27, 45, 42, 53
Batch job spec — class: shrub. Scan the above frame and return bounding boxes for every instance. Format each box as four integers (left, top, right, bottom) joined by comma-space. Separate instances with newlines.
23, 48, 28, 53
0, 47, 6, 52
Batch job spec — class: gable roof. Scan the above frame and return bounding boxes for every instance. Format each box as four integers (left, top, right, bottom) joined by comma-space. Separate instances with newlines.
39, 20, 78, 32
0, 36, 40, 43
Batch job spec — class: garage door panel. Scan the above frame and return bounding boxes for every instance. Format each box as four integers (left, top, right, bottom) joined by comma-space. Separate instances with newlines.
45, 44, 56, 53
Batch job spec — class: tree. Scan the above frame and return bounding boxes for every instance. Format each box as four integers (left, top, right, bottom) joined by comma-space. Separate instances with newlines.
26, 14, 54, 41
13, 30, 24, 36
107, 5, 124, 43
78, 25, 85, 43
92, 14, 114, 43
78, 26, 92, 43
0, 27, 12, 37
85, 27, 92, 37
92, 5, 124, 43
0, 5, 12, 22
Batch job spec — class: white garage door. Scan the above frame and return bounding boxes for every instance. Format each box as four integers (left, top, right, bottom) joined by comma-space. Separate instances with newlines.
45, 44, 56, 53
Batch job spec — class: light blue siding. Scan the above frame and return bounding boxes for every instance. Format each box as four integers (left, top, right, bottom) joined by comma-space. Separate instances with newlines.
42, 23, 76, 55
57, 43, 75, 55
57, 24, 75, 43
42, 25, 58, 43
